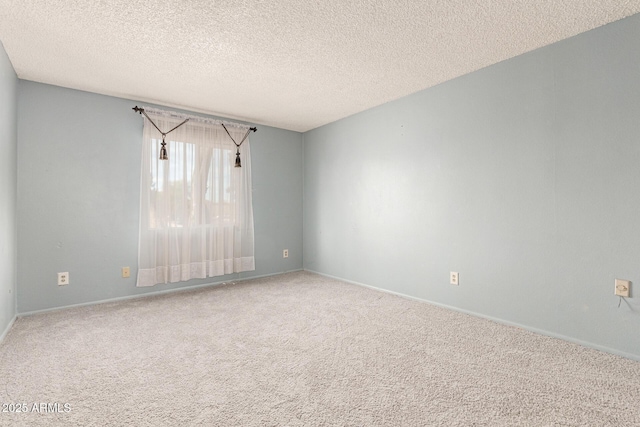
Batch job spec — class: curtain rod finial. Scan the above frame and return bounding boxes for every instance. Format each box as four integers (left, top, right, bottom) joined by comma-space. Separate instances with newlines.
250, 127, 257, 132
133, 106, 144, 114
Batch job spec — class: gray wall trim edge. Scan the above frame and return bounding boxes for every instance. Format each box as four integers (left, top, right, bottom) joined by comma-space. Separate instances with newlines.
0, 315, 16, 345
305, 269, 640, 362
18, 269, 303, 318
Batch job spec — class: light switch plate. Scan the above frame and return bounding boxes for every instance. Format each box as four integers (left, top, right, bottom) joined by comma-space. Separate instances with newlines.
614, 279, 630, 297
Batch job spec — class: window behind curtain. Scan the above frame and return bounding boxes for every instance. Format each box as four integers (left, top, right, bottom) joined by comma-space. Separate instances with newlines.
148, 140, 234, 228
137, 109, 255, 287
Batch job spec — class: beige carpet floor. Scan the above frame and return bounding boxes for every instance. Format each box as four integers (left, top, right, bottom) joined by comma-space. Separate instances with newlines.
1, 271, 639, 426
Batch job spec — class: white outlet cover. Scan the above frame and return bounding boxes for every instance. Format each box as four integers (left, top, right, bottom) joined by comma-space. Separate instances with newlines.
450, 272, 459, 286
58, 272, 69, 286
615, 279, 630, 297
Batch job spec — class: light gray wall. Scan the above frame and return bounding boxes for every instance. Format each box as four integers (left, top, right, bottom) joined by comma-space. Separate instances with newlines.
0, 41, 18, 337
304, 14, 640, 359
17, 81, 303, 313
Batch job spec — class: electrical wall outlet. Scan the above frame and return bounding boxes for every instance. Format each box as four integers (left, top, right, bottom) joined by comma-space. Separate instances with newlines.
615, 279, 630, 297
58, 272, 69, 286
450, 271, 459, 286
122, 267, 130, 278
283, 249, 289, 258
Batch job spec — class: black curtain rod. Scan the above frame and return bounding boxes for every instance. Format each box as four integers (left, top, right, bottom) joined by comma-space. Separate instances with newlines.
132, 106, 257, 133
133, 105, 256, 166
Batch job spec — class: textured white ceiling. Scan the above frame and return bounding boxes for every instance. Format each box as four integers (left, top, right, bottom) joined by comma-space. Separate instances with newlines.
1, 1, 639, 132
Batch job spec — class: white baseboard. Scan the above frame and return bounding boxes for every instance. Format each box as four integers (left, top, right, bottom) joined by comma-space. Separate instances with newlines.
0, 315, 17, 344
19, 269, 303, 318
305, 269, 640, 362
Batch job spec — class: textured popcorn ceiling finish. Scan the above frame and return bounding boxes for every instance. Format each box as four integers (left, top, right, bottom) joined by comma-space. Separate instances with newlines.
1, 1, 639, 132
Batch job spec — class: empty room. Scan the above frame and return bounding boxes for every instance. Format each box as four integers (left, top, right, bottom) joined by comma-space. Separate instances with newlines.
1, 1, 640, 425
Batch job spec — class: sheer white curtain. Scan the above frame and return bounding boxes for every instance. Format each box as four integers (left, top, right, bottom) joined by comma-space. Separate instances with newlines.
137, 108, 255, 287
